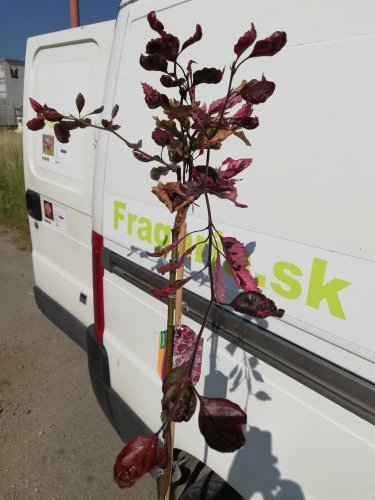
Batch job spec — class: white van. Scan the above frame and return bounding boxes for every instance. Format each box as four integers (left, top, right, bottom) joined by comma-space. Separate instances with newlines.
23, 1, 375, 498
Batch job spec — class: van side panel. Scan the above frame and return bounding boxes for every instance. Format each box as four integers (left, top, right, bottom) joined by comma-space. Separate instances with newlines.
94, 1, 375, 498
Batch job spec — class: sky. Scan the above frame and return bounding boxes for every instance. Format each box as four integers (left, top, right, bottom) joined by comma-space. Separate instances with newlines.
0, 0, 121, 61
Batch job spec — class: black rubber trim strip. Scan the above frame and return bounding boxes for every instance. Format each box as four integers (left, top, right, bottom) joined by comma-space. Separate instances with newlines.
34, 285, 87, 351
119, 0, 140, 9
86, 325, 151, 442
102, 247, 375, 425
33, 286, 150, 441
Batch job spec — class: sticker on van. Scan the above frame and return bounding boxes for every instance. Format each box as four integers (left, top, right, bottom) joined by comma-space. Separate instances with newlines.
104, 193, 375, 360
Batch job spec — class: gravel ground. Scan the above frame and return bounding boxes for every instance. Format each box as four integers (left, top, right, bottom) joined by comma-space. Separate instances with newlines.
0, 231, 156, 500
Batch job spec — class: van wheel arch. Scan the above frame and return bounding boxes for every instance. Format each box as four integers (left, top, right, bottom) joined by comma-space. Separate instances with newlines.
165, 449, 243, 500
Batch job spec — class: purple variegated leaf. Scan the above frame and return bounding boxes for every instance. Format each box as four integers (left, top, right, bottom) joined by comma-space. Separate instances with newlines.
231, 103, 253, 120
181, 24, 202, 52
43, 107, 63, 122
146, 37, 168, 55
26, 115, 45, 131
241, 76, 275, 105
160, 75, 185, 88
231, 291, 285, 319
234, 23, 257, 57
208, 93, 242, 116
148, 236, 187, 257
220, 236, 260, 292
225, 189, 248, 208
111, 104, 119, 119
76, 93, 85, 114
29, 98, 44, 113
53, 123, 70, 143
86, 105, 104, 116
150, 166, 169, 181
151, 276, 192, 298
114, 433, 160, 488
213, 255, 225, 303
187, 60, 196, 99
147, 11, 166, 36
250, 31, 287, 58
193, 163, 248, 207
156, 244, 197, 275
101, 118, 111, 130
156, 258, 183, 276
192, 104, 208, 129
238, 116, 259, 130
192, 67, 223, 86
162, 379, 196, 422
162, 360, 189, 385
59, 120, 79, 131
133, 151, 153, 162
187, 60, 195, 82
146, 34, 180, 62
162, 363, 196, 422
141, 82, 169, 109
173, 325, 203, 385
152, 127, 173, 147
220, 157, 252, 180
198, 397, 247, 452
140, 54, 168, 73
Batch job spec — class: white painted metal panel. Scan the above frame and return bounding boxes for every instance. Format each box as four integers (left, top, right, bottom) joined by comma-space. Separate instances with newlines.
24, 21, 115, 327
99, 1, 375, 498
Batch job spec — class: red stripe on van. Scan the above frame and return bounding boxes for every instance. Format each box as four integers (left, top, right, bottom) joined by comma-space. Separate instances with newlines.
92, 231, 104, 343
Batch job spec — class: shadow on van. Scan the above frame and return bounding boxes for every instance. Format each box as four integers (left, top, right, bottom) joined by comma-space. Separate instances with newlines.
204, 331, 305, 500
228, 427, 305, 500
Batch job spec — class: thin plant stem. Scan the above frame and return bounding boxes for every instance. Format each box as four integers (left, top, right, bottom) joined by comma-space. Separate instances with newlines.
165, 227, 179, 377
159, 226, 178, 500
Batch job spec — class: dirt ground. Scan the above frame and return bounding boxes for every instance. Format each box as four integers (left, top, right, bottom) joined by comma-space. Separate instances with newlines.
0, 232, 156, 499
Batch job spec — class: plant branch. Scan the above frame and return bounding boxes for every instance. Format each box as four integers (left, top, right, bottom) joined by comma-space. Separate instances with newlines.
65, 116, 174, 170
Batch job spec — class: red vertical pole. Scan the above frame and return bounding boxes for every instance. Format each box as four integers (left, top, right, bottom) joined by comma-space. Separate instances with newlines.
70, 0, 80, 27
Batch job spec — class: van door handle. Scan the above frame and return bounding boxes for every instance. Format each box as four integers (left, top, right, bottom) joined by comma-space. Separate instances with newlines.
26, 189, 43, 221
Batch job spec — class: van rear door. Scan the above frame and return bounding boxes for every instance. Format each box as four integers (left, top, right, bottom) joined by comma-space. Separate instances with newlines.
23, 21, 114, 348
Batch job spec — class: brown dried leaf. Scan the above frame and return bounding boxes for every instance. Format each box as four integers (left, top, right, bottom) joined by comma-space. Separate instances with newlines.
233, 130, 251, 146
164, 102, 199, 120
205, 128, 233, 146
154, 117, 183, 140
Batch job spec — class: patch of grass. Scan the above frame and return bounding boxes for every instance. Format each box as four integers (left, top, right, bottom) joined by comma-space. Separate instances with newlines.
0, 131, 30, 249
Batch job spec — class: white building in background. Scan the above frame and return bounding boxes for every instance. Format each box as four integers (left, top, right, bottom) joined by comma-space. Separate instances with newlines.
0, 58, 25, 128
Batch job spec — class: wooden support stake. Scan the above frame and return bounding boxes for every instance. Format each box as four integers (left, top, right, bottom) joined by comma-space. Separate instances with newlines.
159, 219, 187, 500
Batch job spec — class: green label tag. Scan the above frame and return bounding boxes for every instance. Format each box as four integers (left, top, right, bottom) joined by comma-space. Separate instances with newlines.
160, 330, 167, 349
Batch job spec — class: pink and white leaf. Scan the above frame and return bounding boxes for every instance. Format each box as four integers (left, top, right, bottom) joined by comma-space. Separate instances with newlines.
133, 151, 154, 162
220, 157, 252, 180
173, 325, 203, 385
156, 244, 197, 275
148, 236, 187, 257
213, 255, 225, 303
220, 236, 260, 292
151, 276, 192, 298
231, 103, 253, 120
208, 93, 242, 116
